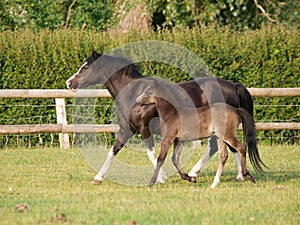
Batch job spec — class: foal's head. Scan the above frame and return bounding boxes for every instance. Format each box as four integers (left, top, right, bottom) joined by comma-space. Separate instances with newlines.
66, 51, 101, 91
136, 84, 157, 105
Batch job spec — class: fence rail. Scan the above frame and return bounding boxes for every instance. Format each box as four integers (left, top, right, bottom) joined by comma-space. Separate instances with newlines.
1, 88, 300, 98
1, 88, 299, 148
0, 123, 299, 135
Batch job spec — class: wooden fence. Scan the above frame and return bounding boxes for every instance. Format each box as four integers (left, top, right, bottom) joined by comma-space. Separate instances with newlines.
0, 88, 299, 148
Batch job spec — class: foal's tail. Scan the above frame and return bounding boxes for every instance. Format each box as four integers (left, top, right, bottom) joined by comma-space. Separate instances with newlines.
237, 108, 268, 173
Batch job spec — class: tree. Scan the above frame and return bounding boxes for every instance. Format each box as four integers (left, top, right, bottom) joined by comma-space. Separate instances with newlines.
0, 0, 298, 31
0, 0, 114, 31
148, 0, 299, 30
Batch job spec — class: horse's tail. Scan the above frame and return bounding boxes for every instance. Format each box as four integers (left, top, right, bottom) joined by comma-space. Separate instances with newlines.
236, 83, 253, 116
236, 83, 254, 143
236, 108, 268, 173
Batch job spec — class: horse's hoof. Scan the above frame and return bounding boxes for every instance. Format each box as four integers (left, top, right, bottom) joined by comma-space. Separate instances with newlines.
210, 184, 217, 189
148, 182, 155, 188
92, 179, 102, 185
157, 179, 166, 184
235, 178, 244, 182
190, 177, 197, 183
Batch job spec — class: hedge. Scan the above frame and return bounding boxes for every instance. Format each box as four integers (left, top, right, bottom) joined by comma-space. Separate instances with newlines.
0, 25, 299, 146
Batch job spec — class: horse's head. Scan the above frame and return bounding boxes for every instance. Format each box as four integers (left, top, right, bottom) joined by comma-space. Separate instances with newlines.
66, 51, 101, 91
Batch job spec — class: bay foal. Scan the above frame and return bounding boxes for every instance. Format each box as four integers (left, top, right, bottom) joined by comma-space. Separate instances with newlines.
136, 80, 265, 188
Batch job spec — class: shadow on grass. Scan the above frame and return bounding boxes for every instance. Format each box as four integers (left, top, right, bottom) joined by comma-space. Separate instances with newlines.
166, 169, 299, 187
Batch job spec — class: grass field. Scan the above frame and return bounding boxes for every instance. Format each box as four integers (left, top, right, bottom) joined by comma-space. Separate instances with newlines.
0, 145, 299, 225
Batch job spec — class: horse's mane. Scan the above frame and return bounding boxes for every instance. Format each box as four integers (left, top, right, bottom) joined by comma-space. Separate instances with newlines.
98, 54, 143, 80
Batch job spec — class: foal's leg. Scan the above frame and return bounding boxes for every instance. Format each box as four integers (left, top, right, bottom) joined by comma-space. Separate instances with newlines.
144, 135, 167, 183
188, 135, 243, 180
211, 139, 228, 188
149, 137, 173, 187
188, 135, 218, 177
226, 137, 255, 183
172, 140, 196, 182
93, 130, 132, 184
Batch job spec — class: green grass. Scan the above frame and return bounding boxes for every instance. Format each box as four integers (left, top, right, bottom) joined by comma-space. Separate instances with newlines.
0, 145, 299, 225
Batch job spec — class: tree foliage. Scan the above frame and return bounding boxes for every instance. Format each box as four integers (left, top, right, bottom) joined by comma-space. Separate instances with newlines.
0, 0, 114, 31
0, 0, 298, 31
148, 0, 299, 30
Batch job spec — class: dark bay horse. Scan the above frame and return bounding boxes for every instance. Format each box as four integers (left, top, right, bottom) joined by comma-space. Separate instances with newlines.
136, 79, 265, 187
66, 51, 255, 184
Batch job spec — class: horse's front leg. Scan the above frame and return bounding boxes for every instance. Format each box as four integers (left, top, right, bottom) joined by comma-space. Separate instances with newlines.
149, 137, 173, 187
188, 135, 218, 177
211, 139, 228, 188
93, 130, 132, 184
172, 140, 196, 183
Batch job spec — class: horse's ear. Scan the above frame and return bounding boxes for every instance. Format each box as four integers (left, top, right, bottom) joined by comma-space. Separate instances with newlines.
92, 50, 99, 59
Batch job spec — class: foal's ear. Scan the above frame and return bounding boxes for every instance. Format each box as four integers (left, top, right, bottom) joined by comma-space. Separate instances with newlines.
144, 85, 152, 92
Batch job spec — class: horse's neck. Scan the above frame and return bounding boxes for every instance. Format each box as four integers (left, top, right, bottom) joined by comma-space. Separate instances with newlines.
105, 71, 142, 98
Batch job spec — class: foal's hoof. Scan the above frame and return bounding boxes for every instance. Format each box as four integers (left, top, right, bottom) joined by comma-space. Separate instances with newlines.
250, 177, 256, 184
92, 179, 102, 185
148, 182, 155, 188
244, 173, 255, 184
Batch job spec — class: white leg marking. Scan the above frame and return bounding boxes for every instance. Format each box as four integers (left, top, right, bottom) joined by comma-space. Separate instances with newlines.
188, 150, 210, 177
188, 136, 218, 177
94, 146, 115, 182
146, 147, 167, 183
211, 169, 221, 189
234, 152, 244, 181
146, 147, 157, 165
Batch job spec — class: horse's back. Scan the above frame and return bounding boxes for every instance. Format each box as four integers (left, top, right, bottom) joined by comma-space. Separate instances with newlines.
179, 77, 241, 108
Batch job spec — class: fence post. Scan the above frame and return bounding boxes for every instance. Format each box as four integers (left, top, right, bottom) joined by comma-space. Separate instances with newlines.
55, 98, 70, 149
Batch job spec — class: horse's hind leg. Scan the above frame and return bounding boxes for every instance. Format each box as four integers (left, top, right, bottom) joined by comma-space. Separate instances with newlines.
233, 152, 244, 181
172, 140, 196, 183
188, 135, 218, 177
211, 139, 228, 188
227, 145, 243, 181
